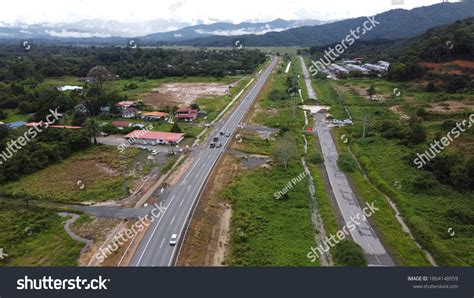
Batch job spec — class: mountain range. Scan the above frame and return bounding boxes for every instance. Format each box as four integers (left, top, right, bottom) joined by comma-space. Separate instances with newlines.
0, 1, 472, 47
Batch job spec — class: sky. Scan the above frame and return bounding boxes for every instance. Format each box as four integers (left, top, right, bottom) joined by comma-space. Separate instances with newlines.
0, 0, 449, 25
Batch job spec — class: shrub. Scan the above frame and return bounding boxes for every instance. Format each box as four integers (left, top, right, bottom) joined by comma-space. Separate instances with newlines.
332, 240, 368, 266
337, 154, 357, 173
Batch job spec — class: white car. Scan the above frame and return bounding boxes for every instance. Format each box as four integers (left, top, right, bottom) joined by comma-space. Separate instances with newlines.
169, 234, 178, 246
151, 150, 159, 155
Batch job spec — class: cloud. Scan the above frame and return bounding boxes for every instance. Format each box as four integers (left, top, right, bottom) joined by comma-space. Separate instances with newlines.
46, 30, 111, 38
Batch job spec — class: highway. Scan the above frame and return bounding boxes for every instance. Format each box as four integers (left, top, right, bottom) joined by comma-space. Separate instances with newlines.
130, 57, 279, 266
299, 56, 395, 266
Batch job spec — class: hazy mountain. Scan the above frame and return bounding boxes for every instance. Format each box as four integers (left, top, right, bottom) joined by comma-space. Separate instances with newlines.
0, 19, 191, 39
140, 19, 326, 42
0, 18, 324, 41
175, 2, 474, 47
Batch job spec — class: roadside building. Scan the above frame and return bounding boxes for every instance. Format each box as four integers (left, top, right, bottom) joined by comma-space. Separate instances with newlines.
122, 107, 139, 118
112, 121, 131, 129
141, 112, 170, 121
116, 101, 136, 110
175, 108, 198, 122
26, 123, 82, 129
124, 130, 185, 145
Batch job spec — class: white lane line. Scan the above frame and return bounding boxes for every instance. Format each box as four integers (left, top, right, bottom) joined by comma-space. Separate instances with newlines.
179, 199, 184, 207
181, 157, 201, 186
170, 216, 176, 226
159, 238, 165, 248
135, 193, 177, 266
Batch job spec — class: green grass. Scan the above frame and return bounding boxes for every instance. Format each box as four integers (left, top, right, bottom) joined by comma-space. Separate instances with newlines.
0, 202, 83, 266
2, 109, 30, 123
225, 162, 317, 266
0, 146, 142, 203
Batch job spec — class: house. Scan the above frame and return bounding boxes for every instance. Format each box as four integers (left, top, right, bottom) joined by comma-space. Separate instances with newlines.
6, 121, 26, 129
175, 108, 198, 122
345, 64, 369, 74
124, 130, 185, 145
377, 61, 390, 70
328, 64, 349, 74
26, 123, 82, 129
363, 63, 387, 72
122, 107, 139, 118
112, 121, 131, 129
141, 112, 170, 121
116, 101, 136, 110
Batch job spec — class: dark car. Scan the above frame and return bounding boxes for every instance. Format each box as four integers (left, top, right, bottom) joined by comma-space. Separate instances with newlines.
210, 142, 216, 148
213, 136, 219, 142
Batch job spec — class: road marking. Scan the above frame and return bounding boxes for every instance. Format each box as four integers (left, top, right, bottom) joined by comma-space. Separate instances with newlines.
170, 216, 176, 225
159, 238, 165, 248
179, 199, 184, 207
181, 157, 201, 186
134, 193, 178, 266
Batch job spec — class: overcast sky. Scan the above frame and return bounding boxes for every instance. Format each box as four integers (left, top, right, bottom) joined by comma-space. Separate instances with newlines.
0, 0, 449, 24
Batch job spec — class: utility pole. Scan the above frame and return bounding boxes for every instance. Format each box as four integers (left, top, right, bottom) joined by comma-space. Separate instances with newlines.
119, 152, 127, 196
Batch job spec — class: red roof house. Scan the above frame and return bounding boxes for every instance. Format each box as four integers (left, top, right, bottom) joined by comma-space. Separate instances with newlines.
124, 130, 185, 145
175, 108, 198, 122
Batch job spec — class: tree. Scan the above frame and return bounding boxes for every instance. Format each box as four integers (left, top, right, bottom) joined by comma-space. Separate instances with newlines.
84, 118, 99, 145
367, 85, 376, 100
271, 136, 298, 170
71, 111, 87, 126
333, 240, 368, 267
0, 110, 6, 120
190, 103, 200, 110
170, 122, 182, 133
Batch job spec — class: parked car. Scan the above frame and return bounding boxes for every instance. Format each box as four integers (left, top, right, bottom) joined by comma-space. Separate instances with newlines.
151, 150, 159, 155
99, 132, 109, 136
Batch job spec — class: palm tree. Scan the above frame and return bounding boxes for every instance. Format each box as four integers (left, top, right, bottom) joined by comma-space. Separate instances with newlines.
85, 118, 100, 145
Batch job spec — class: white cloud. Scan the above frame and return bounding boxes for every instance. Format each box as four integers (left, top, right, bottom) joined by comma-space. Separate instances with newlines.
46, 30, 111, 38
0, 0, 444, 24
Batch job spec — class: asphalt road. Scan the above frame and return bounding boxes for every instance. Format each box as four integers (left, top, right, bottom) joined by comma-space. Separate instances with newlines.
299, 56, 394, 267
130, 57, 279, 266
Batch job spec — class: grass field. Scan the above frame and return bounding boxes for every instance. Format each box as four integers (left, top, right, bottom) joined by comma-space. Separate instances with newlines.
0, 145, 144, 203
0, 203, 83, 266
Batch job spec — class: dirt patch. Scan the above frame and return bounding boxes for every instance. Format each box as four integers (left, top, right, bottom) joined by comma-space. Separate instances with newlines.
71, 217, 123, 266
426, 100, 474, 113
177, 154, 241, 266
390, 105, 410, 120
142, 83, 231, 108
419, 60, 474, 77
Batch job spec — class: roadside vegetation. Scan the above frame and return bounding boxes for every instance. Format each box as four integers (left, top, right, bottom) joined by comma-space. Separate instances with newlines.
312, 74, 473, 265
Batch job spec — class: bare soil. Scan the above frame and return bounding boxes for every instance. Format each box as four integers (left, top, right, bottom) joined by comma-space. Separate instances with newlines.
142, 83, 231, 108
177, 154, 241, 266
426, 100, 474, 113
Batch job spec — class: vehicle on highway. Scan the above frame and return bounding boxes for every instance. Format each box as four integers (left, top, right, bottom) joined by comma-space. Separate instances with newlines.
210, 142, 215, 148
169, 234, 178, 246
216, 142, 222, 148
225, 132, 230, 137
213, 136, 219, 142
220, 131, 225, 136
